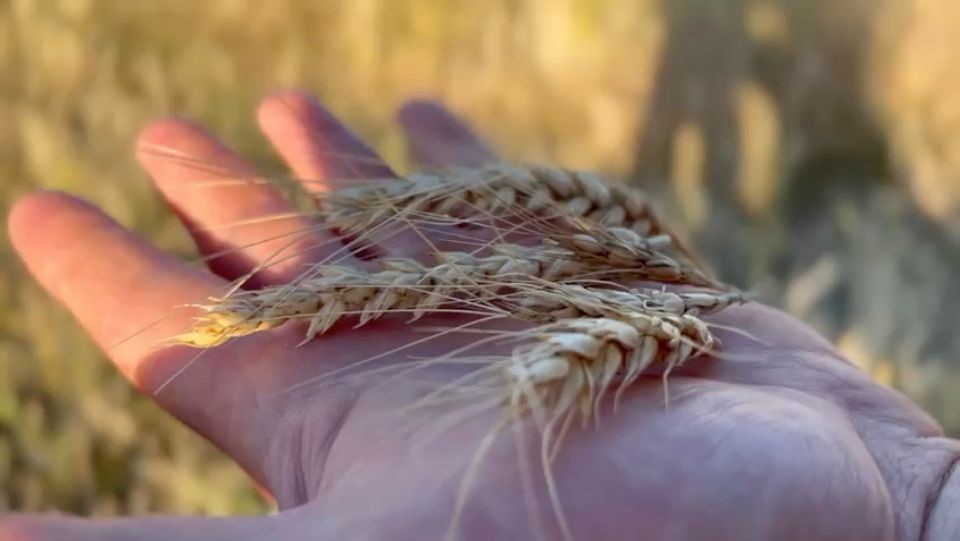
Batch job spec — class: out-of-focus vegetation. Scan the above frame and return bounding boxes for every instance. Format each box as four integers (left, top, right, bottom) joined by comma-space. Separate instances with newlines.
1, 0, 958, 516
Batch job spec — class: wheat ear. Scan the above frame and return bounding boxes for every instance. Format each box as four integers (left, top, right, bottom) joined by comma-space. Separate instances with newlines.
499, 315, 708, 428
177, 250, 737, 348
320, 164, 718, 284
320, 164, 667, 236
504, 283, 744, 322
177, 265, 474, 347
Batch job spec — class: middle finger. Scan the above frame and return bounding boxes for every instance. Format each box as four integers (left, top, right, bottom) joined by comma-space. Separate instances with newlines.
137, 119, 330, 286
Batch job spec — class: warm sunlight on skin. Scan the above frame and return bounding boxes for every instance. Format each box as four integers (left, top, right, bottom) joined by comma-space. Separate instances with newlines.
4, 91, 960, 540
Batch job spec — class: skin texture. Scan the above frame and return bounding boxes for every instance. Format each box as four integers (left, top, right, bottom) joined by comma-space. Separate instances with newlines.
4, 91, 960, 540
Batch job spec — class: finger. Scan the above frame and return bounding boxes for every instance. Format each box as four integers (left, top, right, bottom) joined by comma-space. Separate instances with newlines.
8, 192, 224, 384
137, 119, 329, 285
257, 90, 395, 194
258, 91, 426, 260
0, 512, 331, 541
8, 193, 279, 476
394, 99, 509, 259
397, 99, 497, 168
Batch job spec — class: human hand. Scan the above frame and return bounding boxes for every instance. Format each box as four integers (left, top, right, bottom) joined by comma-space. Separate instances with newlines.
4, 91, 959, 540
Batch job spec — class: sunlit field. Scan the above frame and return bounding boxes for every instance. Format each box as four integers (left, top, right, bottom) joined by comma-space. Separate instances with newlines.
2, 0, 958, 515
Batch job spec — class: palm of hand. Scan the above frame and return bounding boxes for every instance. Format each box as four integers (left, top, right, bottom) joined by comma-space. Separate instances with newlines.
6, 93, 959, 541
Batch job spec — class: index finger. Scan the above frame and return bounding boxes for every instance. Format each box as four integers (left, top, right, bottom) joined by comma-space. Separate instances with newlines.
8, 192, 225, 382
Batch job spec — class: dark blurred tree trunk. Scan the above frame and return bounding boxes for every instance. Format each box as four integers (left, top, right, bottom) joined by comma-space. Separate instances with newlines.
630, 0, 960, 432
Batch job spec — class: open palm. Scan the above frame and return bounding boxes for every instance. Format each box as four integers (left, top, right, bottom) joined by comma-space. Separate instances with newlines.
5, 92, 959, 541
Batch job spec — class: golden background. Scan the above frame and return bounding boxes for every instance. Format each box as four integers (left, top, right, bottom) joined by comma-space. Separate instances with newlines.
1, 0, 958, 516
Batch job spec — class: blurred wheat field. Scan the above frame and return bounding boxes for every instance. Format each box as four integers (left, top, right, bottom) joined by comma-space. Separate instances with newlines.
2, 0, 958, 516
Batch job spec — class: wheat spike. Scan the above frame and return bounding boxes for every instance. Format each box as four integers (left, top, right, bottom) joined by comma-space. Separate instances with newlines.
320, 164, 718, 286
177, 247, 737, 348
544, 223, 717, 287
320, 164, 667, 236
504, 283, 743, 322
177, 265, 468, 347
499, 315, 709, 427
447, 237, 716, 288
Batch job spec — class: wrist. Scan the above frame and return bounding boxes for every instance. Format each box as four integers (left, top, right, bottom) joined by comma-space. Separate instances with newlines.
925, 452, 960, 541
